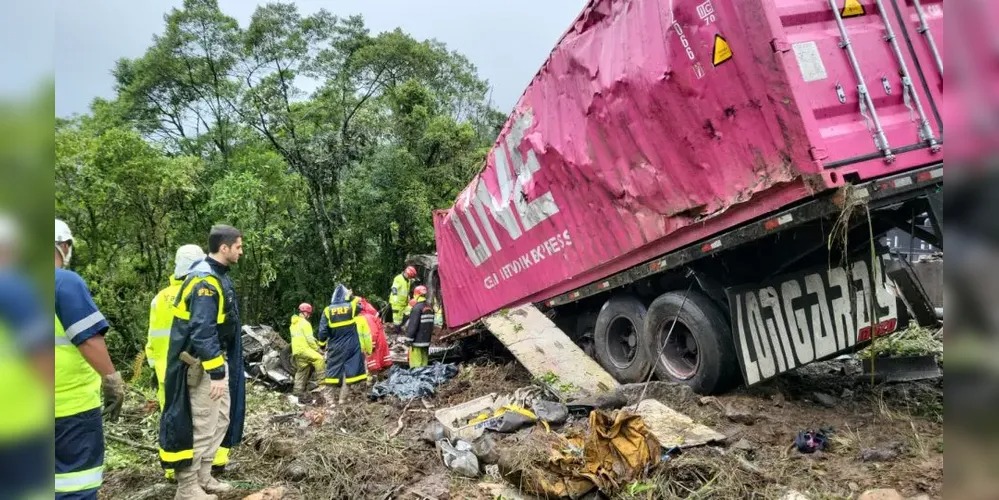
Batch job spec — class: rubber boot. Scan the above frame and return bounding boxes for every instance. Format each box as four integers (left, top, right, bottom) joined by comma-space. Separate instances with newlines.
338, 379, 348, 404
199, 461, 233, 494
174, 468, 217, 500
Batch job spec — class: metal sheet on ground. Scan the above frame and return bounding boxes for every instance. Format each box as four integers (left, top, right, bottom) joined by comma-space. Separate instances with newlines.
629, 399, 725, 449
483, 305, 619, 398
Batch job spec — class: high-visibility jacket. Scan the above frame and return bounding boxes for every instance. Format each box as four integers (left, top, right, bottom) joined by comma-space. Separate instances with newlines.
55, 268, 109, 419
159, 258, 245, 470
146, 277, 183, 409
290, 314, 322, 356
0, 320, 47, 442
355, 312, 373, 356
388, 273, 411, 324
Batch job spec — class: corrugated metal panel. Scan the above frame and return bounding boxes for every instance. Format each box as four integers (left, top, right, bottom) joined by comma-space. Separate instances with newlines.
434, 0, 945, 327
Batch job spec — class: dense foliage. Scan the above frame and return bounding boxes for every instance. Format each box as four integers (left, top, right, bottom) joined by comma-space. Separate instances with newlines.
55, 0, 507, 368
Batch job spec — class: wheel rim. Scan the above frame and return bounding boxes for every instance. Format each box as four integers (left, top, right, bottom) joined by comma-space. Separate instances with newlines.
658, 321, 699, 380
607, 316, 639, 369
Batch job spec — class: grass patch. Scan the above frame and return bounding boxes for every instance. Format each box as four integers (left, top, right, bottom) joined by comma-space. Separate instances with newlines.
859, 325, 942, 360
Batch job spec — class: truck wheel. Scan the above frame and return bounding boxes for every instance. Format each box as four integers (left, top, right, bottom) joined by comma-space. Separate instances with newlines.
642, 290, 739, 394
593, 295, 654, 383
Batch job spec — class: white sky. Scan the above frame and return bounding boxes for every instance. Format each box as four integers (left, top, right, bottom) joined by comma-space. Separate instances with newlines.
54, 0, 588, 117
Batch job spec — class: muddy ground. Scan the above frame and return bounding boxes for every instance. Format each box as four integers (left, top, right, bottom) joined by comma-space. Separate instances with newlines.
101, 348, 942, 499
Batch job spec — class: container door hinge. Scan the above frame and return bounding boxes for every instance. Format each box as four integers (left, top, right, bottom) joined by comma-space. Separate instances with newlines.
771, 38, 791, 53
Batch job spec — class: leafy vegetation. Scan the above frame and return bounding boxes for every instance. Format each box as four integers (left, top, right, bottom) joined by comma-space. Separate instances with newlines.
55, 0, 506, 370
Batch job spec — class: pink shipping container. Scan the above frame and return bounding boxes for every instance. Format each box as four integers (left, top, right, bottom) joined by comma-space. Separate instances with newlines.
433, 0, 944, 327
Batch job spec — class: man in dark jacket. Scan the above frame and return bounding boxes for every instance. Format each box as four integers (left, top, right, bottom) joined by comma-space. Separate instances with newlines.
159, 225, 246, 500
404, 286, 434, 368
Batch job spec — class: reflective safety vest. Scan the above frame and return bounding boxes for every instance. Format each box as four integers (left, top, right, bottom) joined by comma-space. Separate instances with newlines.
290, 314, 320, 355
355, 313, 373, 355
324, 298, 362, 330
0, 320, 48, 441
55, 315, 102, 418
147, 277, 182, 408
389, 274, 410, 315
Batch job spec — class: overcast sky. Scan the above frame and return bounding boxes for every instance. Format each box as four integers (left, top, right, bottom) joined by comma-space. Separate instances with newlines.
54, 0, 587, 118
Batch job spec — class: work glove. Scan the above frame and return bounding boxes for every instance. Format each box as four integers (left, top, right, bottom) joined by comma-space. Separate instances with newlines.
102, 371, 125, 421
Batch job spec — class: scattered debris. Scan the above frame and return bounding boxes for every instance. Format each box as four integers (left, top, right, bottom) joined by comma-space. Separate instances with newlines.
531, 400, 569, 425
793, 429, 829, 454
862, 355, 942, 383
437, 438, 480, 478
482, 405, 538, 433
497, 410, 661, 497
369, 363, 459, 401
628, 399, 725, 449
483, 305, 619, 398
281, 460, 308, 482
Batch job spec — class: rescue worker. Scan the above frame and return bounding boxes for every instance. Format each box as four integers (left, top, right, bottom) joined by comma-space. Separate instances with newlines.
403, 286, 434, 368
54, 219, 125, 499
360, 298, 392, 374
317, 284, 367, 404
0, 215, 49, 498
146, 244, 209, 481
160, 225, 246, 500
290, 303, 324, 395
388, 266, 417, 328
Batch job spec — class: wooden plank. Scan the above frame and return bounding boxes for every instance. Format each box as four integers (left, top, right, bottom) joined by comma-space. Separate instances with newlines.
483, 305, 619, 398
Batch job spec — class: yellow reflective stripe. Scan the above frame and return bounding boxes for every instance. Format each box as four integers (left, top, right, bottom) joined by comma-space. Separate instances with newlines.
325, 373, 368, 385
213, 447, 230, 466
202, 355, 225, 371
159, 448, 194, 462
329, 318, 357, 328
173, 276, 226, 323
54, 466, 103, 492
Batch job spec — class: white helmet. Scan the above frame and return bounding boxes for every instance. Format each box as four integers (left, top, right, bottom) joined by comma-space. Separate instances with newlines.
55, 219, 74, 267
174, 244, 206, 278
55, 219, 73, 243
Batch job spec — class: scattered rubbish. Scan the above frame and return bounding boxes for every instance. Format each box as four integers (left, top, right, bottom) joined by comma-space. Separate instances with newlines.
438, 438, 481, 478
841, 388, 855, 400
627, 399, 725, 449
857, 488, 904, 500
811, 392, 838, 408
532, 400, 569, 424
568, 391, 628, 411
368, 363, 459, 401
484, 305, 619, 398
660, 445, 682, 462
859, 443, 903, 462
731, 438, 755, 452
423, 421, 447, 443
497, 410, 661, 497
471, 434, 500, 465
482, 405, 538, 433
793, 429, 829, 453
436, 393, 509, 441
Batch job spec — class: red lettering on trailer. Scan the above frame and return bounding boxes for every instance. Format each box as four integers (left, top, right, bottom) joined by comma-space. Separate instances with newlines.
857, 318, 898, 342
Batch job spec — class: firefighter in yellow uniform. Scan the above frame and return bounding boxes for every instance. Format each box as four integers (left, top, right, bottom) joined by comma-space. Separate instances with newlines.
290, 303, 324, 395
147, 244, 234, 479
388, 266, 416, 328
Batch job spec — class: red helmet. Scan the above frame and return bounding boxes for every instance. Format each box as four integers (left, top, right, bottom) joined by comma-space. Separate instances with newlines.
413, 285, 428, 297
404, 266, 417, 279
298, 303, 313, 314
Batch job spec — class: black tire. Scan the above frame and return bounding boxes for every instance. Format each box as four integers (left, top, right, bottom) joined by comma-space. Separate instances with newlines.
593, 294, 654, 383
642, 290, 739, 394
